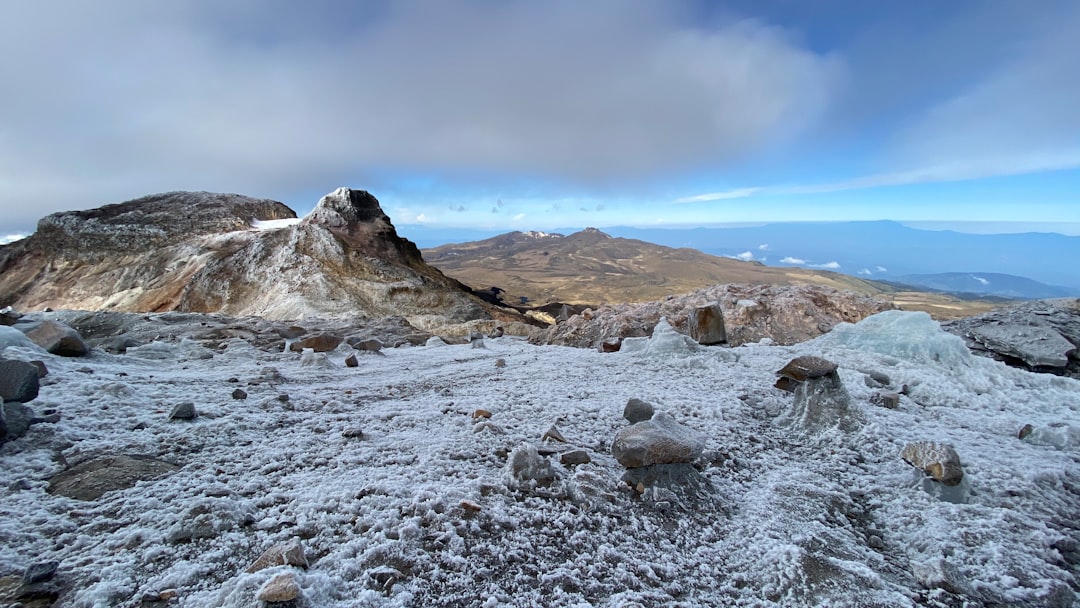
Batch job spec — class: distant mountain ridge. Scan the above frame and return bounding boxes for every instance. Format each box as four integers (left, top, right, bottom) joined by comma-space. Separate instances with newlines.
421, 228, 1001, 318
892, 272, 1078, 300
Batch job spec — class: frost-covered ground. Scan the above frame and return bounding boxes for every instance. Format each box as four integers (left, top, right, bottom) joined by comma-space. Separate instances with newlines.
1, 312, 1078, 607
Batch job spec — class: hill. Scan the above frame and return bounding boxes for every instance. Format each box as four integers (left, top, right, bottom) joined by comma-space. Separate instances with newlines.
422, 229, 1001, 318
893, 272, 1078, 300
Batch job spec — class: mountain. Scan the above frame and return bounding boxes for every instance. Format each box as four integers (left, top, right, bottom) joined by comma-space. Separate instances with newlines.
421, 228, 1004, 318
0, 188, 498, 328
604, 221, 1080, 290
893, 272, 1078, 300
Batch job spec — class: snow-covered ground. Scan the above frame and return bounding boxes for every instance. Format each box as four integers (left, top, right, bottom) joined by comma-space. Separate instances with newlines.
1, 312, 1078, 607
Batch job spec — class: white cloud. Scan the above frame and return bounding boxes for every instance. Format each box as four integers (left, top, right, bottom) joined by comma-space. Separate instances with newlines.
672, 188, 761, 204
415, 213, 427, 222
875, 266, 888, 273
757, 243, 769, 251
858, 268, 872, 275
0, 233, 28, 245
971, 275, 990, 285
512, 213, 526, 221
0, 1, 840, 231
780, 256, 805, 264
734, 251, 755, 261
812, 261, 841, 269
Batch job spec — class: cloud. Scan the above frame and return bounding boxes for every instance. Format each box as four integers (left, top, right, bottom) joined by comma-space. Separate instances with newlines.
811, 261, 841, 269
0, 0, 840, 232
858, 268, 872, 276
0, 234, 27, 245
415, 213, 427, 222
780, 256, 805, 264
971, 275, 990, 286
734, 251, 755, 261
757, 243, 769, 251
512, 213, 526, 221
876, 266, 888, 273
672, 188, 761, 204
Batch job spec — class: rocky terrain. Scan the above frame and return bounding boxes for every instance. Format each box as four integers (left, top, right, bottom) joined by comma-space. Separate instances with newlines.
0, 189, 497, 330
1, 304, 1078, 607
422, 229, 1002, 319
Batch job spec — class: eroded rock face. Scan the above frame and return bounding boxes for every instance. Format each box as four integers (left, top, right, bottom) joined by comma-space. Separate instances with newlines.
0, 188, 491, 328
943, 299, 1080, 378
611, 412, 705, 468
539, 284, 893, 349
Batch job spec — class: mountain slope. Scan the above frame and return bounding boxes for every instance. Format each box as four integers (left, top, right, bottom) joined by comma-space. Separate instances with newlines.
422, 229, 1000, 317
894, 272, 1078, 299
0, 188, 492, 327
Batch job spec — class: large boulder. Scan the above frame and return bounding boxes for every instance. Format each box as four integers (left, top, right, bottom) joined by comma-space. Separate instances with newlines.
0, 359, 40, 403
687, 303, 727, 345
21, 320, 88, 356
611, 412, 705, 468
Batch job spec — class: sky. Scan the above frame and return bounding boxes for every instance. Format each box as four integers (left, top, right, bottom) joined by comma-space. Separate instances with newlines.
1, 0, 1078, 243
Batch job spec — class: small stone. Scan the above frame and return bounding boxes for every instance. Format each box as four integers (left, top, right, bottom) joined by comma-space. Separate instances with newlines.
494, 358, 506, 368
870, 391, 900, 409
246, 537, 309, 573
688, 303, 727, 345
351, 338, 383, 353
600, 338, 622, 353
277, 325, 306, 339
472, 409, 492, 419
47, 456, 179, 501
901, 442, 964, 486
276, 394, 290, 403
541, 425, 567, 443
774, 377, 799, 393
862, 370, 891, 388
342, 428, 364, 438
0, 359, 40, 403
158, 589, 178, 601
461, 499, 482, 513
611, 412, 705, 468
505, 444, 556, 484
30, 360, 48, 377
344, 353, 358, 368
470, 332, 485, 349
256, 571, 301, 603
289, 334, 343, 352
560, 450, 591, 466
231, 388, 247, 400
776, 355, 838, 382
1018, 424, 1034, 439
168, 402, 197, 420
22, 560, 60, 585
867, 535, 885, 550
623, 398, 655, 424
227, 377, 239, 383
488, 326, 505, 338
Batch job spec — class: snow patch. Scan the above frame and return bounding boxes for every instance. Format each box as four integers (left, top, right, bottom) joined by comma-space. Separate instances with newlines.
251, 218, 302, 231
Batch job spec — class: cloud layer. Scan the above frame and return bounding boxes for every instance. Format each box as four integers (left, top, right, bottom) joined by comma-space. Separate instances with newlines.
0, 0, 838, 229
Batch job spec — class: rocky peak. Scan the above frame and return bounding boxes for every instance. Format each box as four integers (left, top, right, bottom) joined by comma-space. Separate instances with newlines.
580, 227, 611, 238
32, 191, 295, 253
302, 187, 390, 229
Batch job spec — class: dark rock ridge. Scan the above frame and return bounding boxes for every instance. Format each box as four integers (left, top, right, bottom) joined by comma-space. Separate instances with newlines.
0, 188, 492, 328
942, 298, 1080, 378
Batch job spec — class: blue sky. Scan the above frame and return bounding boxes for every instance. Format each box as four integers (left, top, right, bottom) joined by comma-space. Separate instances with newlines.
1, 0, 1078, 242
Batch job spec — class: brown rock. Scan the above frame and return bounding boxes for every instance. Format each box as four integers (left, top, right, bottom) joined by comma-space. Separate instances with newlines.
600, 337, 622, 353
776, 355, 838, 382
23, 320, 89, 356
688, 303, 727, 345
901, 442, 964, 486
472, 409, 492, 419
289, 334, 343, 353
1018, 424, 1034, 439
344, 353, 358, 368
246, 537, 309, 573
611, 412, 705, 468
560, 450, 592, 466
256, 571, 301, 603
47, 455, 179, 501
870, 391, 900, 409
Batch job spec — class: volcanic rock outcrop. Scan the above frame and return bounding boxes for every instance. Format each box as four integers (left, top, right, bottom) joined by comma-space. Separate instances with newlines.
0, 188, 491, 328
539, 284, 894, 350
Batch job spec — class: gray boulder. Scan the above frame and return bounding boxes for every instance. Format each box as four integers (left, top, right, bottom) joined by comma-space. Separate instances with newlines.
0, 359, 40, 403
611, 412, 705, 468
623, 398, 655, 424
687, 303, 727, 345
47, 455, 179, 500
21, 320, 89, 356
967, 324, 1075, 368
1, 402, 35, 442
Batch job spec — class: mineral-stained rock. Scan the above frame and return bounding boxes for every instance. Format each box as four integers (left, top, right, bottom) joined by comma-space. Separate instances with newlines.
47, 455, 179, 500
623, 398, 655, 424
688, 303, 727, 345
0, 359, 40, 403
246, 537, 309, 573
256, 571, 302, 603
776, 355, 838, 382
901, 442, 964, 486
289, 334, 343, 353
21, 320, 88, 356
611, 412, 705, 468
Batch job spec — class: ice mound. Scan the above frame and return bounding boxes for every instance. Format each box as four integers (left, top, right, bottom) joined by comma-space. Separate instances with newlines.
814, 311, 972, 368
0, 326, 46, 354
621, 317, 735, 362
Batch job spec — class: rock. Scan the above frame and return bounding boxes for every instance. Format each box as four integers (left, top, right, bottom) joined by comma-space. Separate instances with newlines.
21, 320, 89, 356
862, 370, 891, 388
246, 537, 309, 573
910, 557, 969, 595
776, 355, 838, 382
600, 337, 622, 352
22, 561, 60, 585
781, 363, 863, 433
470, 331, 485, 349
773, 377, 799, 393
541, 425, 567, 443
505, 444, 557, 485
350, 338, 383, 353
621, 463, 711, 506
47, 455, 179, 500
967, 324, 1075, 368
623, 398, 655, 424
472, 409, 492, 419
299, 348, 332, 367
342, 428, 364, 438
0, 359, 40, 403
494, 358, 506, 368
426, 336, 448, 347
29, 360, 48, 377
0, 307, 22, 326
1, 402, 35, 442
560, 450, 591, 466
1018, 423, 1034, 439
289, 334, 343, 353
461, 499, 482, 513
169, 402, 198, 420
901, 442, 964, 486
611, 412, 705, 468
488, 326, 505, 338
256, 571, 302, 603
687, 303, 727, 345
869, 391, 900, 409
344, 353, 358, 367
277, 325, 306, 339
108, 335, 142, 353
231, 388, 247, 400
